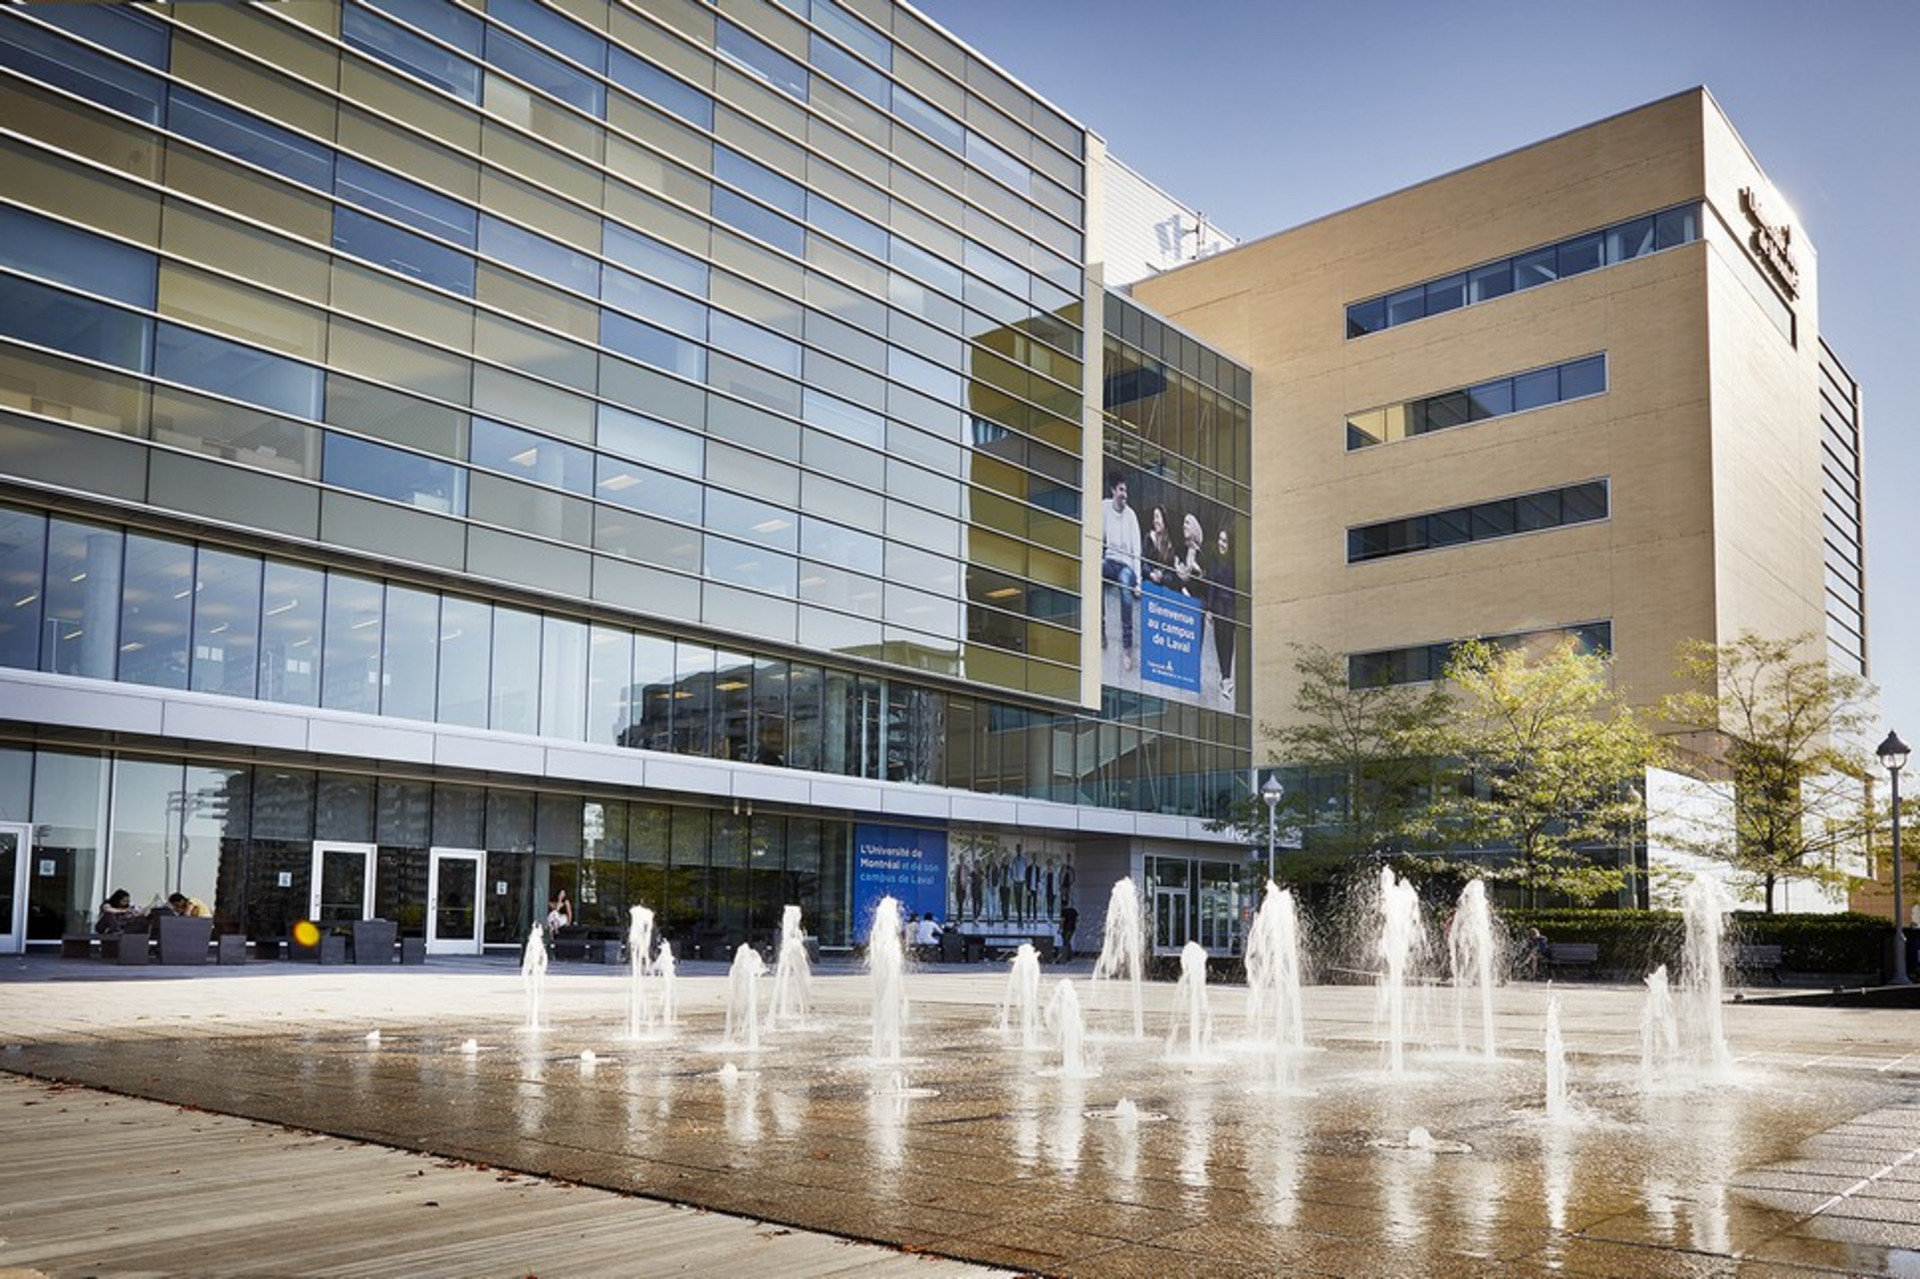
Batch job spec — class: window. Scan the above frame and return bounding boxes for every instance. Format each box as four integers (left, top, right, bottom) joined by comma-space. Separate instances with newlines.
595, 455, 701, 524
609, 47, 711, 128
716, 20, 807, 101
323, 432, 467, 513
597, 405, 703, 475
1348, 481, 1608, 563
0, 19, 165, 122
335, 157, 475, 247
484, 28, 603, 116
601, 268, 706, 337
321, 573, 383, 715
333, 208, 476, 295
1349, 621, 1612, 688
1348, 204, 1702, 337
0, 277, 152, 371
479, 215, 598, 295
1348, 354, 1607, 449
154, 322, 322, 419
191, 547, 262, 698
603, 223, 708, 294
600, 311, 706, 380
470, 418, 592, 494
343, 1, 481, 101
488, 0, 603, 72
0, 205, 157, 307
169, 87, 333, 190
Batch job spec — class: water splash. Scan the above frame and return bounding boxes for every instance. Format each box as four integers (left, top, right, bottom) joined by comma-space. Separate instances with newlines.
655, 940, 678, 1029
1165, 940, 1215, 1060
1244, 881, 1308, 1056
1448, 879, 1499, 1059
1375, 868, 1425, 1073
723, 943, 766, 1051
1543, 996, 1569, 1120
626, 905, 657, 1039
766, 904, 812, 1030
1044, 978, 1093, 1076
998, 942, 1043, 1049
521, 922, 549, 1032
868, 897, 908, 1062
1681, 877, 1735, 1075
1639, 964, 1680, 1089
1091, 877, 1145, 1039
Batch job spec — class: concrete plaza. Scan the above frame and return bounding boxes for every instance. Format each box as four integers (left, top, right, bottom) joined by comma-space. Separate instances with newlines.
0, 953, 1915, 1276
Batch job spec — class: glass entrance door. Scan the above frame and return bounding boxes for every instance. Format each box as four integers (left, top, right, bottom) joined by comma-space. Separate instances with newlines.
1153, 886, 1190, 954
427, 847, 484, 955
310, 842, 375, 928
0, 823, 29, 954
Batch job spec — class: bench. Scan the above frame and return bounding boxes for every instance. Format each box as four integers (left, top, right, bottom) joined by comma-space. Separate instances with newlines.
1546, 942, 1600, 978
1737, 943, 1784, 984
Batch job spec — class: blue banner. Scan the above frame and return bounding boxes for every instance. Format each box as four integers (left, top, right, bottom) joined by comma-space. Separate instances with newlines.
852, 823, 949, 937
1140, 583, 1203, 693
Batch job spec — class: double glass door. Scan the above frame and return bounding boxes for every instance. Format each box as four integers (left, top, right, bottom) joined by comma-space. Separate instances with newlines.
1153, 885, 1191, 954
427, 847, 485, 955
0, 824, 29, 954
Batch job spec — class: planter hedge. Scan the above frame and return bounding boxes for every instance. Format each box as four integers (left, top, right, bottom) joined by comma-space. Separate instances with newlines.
1499, 908, 1885, 977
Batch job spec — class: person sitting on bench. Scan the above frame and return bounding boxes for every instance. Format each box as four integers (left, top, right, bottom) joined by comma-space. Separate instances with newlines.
95, 889, 143, 935
166, 892, 211, 918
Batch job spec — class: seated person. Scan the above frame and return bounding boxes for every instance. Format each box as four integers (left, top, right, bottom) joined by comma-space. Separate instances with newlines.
914, 914, 943, 948
166, 892, 211, 918
546, 889, 573, 933
94, 888, 143, 935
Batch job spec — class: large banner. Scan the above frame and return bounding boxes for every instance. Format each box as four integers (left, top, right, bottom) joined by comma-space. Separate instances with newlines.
1139, 582, 1202, 692
852, 823, 949, 937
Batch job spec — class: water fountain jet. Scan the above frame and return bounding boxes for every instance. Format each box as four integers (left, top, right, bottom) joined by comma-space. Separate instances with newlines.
1448, 879, 1499, 1059
521, 922, 549, 1032
1091, 877, 1146, 1039
766, 904, 812, 1030
723, 943, 766, 1051
1165, 940, 1215, 1060
1244, 881, 1308, 1056
868, 897, 908, 1062
998, 943, 1043, 1048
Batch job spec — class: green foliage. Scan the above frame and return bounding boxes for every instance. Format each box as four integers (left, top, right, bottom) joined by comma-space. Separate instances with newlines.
1444, 638, 1663, 905
1224, 644, 1456, 863
1502, 908, 1886, 975
1660, 633, 1877, 913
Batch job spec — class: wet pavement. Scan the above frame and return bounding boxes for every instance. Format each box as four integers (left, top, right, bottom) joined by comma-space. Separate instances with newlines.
2, 953, 1917, 1276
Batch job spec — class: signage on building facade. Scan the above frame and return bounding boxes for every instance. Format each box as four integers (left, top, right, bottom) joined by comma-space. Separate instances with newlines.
852, 823, 948, 933
1739, 186, 1800, 298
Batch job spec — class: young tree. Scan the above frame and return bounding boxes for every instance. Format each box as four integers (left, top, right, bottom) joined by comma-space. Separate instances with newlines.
1224, 645, 1455, 877
1660, 633, 1876, 913
1444, 637, 1662, 905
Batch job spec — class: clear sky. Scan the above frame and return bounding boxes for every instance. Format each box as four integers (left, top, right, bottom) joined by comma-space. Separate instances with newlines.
917, 0, 1920, 744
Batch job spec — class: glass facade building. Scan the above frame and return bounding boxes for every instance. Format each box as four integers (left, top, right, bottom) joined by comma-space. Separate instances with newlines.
0, 0, 1253, 954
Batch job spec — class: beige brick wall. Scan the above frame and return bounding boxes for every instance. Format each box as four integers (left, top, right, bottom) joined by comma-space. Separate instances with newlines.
1134, 89, 1830, 742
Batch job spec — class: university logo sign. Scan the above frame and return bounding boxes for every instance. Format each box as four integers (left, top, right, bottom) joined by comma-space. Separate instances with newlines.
1739, 186, 1800, 298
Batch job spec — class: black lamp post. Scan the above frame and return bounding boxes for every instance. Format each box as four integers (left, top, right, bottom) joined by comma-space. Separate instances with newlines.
1876, 730, 1910, 986
1261, 774, 1284, 886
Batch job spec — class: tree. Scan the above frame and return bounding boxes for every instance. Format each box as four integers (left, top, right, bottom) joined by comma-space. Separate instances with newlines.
1224, 645, 1455, 879
1444, 637, 1662, 905
1660, 633, 1876, 913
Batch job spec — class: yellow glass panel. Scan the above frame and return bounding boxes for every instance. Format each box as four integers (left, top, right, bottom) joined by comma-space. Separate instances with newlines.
171, 4, 341, 86
0, 347, 147, 436
158, 262, 327, 360
475, 313, 596, 392
480, 126, 605, 217
338, 63, 481, 153
1346, 407, 1387, 448
324, 374, 466, 458
163, 147, 331, 242
477, 265, 600, 342
336, 107, 478, 200
150, 385, 320, 478
170, 34, 338, 137
472, 365, 594, 443
2, 89, 162, 184
4, 137, 161, 239
603, 163, 711, 252
328, 262, 476, 350
328, 317, 473, 406
1026, 621, 1078, 665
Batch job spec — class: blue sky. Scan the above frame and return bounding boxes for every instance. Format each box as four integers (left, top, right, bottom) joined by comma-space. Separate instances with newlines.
916, 0, 1920, 743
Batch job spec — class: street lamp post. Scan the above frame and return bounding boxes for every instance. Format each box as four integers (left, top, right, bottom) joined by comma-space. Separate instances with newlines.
1876, 730, 1910, 986
1261, 774, 1284, 886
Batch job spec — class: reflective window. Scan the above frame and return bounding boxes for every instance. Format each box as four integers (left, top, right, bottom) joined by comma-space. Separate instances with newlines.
0, 19, 165, 122
168, 87, 334, 190
117, 534, 193, 689
601, 268, 706, 337
480, 215, 598, 295
893, 86, 962, 154
343, 1, 481, 102
0, 205, 157, 307
40, 519, 120, 679
595, 455, 701, 524
381, 584, 439, 721
0, 508, 45, 671
490, 605, 540, 734
710, 313, 800, 377
716, 20, 807, 101
600, 311, 706, 380
806, 194, 889, 260
333, 208, 477, 295
597, 405, 703, 475
608, 47, 711, 128
811, 33, 887, 108
488, 0, 604, 72
1348, 481, 1609, 563
712, 190, 804, 258
30, 4, 169, 68
321, 573, 383, 714
603, 223, 709, 295
705, 533, 795, 597
470, 418, 592, 494
485, 28, 604, 115
436, 595, 492, 728
539, 615, 587, 740
323, 433, 467, 513
586, 624, 631, 746
800, 516, 882, 575
1348, 354, 1608, 449
0, 278, 152, 371
191, 547, 261, 698
708, 491, 796, 551
1349, 204, 1702, 337
336, 157, 476, 247
260, 561, 321, 706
